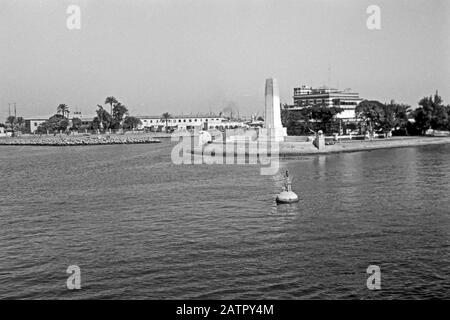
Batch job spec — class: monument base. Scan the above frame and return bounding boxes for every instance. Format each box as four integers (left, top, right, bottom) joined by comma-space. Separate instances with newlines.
257, 127, 287, 142
313, 135, 325, 150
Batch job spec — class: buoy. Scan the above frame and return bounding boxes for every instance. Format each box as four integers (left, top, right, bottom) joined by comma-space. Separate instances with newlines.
276, 170, 299, 204
276, 191, 299, 204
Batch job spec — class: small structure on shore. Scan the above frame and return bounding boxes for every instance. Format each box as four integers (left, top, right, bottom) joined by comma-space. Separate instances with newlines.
198, 130, 212, 146
313, 130, 325, 150
276, 170, 299, 204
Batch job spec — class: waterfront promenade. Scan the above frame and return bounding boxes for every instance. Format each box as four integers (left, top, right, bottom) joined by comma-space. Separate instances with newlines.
277, 136, 450, 156
2, 132, 450, 153
192, 136, 450, 157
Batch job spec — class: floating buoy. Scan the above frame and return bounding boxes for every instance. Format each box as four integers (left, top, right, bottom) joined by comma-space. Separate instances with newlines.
276, 170, 299, 204
276, 191, 299, 204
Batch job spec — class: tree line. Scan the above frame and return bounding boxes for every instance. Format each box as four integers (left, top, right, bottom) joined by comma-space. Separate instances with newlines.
34, 97, 143, 134
281, 91, 450, 136
0, 115, 26, 135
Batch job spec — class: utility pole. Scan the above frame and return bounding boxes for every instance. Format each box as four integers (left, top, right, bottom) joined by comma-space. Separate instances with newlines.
7, 102, 17, 136
328, 64, 331, 88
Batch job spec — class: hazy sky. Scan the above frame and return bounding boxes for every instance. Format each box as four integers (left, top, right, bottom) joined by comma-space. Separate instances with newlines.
0, 0, 448, 119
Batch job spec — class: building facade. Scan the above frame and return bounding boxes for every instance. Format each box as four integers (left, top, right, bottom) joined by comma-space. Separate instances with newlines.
290, 85, 363, 120
25, 119, 48, 133
137, 115, 244, 131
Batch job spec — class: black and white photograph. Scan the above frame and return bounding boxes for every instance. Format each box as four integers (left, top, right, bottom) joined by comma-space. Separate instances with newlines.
0, 0, 449, 309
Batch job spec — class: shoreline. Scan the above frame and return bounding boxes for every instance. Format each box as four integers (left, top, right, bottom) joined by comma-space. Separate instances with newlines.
0, 134, 161, 146
279, 136, 450, 156
191, 136, 450, 157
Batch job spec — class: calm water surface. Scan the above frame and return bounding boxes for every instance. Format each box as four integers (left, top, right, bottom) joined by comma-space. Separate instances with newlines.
0, 141, 449, 299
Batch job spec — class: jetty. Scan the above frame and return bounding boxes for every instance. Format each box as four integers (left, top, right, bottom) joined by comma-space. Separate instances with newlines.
0, 134, 161, 146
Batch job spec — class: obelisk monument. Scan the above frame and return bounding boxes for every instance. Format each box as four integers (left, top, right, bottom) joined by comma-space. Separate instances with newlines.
260, 78, 287, 141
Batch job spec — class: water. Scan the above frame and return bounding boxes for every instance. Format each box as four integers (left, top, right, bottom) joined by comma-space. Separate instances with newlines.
0, 141, 449, 299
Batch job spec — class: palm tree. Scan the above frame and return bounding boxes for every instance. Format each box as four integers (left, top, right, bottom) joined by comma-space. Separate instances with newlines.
105, 96, 118, 115
161, 112, 171, 132
6, 116, 16, 135
16, 117, 25, 132
96, 105, 105, 130
57, 104, 70, 118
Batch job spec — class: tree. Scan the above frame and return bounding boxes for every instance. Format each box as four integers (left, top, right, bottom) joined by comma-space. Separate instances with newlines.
413, 91, 449, 134
379, 104, 396, 136
16, 117, 26, 133
356, 100, 384, 135
37, 114, 69, 134
96, 105, 113, 131
123, 116, 142, 130
57, 104, 70, 118
6, 115, 16, 128
281, 105, 343, 135
112, 103, 128, 129
90, 117, 102, 131
281, 108, 311, 135
310, 106, 343, 132
5, 115, 26, 135
384, 100, 411, 135
161, 112, 171, 132
105, 96, 118, 115
356, 100, 412, 137
71, 118, 82, 131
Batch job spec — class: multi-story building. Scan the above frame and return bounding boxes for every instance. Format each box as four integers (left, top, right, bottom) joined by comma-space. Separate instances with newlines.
290, 85, 363, 120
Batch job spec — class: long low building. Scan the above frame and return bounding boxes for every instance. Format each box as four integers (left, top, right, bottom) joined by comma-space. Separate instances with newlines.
23, 114, 248, 133
137, 115, 246, 131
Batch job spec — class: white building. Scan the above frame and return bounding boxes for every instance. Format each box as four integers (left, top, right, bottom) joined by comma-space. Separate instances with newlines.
137, 115, 245, 131
290, 85, 363, 120
25, 118, 48, 133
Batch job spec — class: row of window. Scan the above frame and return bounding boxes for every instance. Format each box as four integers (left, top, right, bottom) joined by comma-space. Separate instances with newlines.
142, 118, 221, 124
297, 99, 330, 105
296, 99, 358, 106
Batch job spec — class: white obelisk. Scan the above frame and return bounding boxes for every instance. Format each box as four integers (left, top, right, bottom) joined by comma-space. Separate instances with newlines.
260, 78, 287, 141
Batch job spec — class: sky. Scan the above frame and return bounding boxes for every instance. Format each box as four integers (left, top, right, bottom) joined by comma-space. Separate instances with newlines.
0, 0, 449, 120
